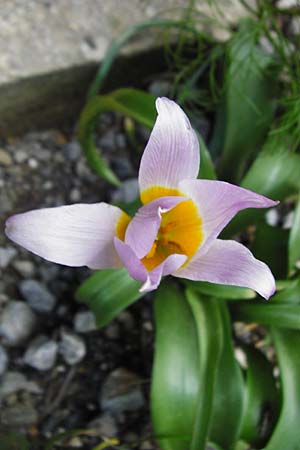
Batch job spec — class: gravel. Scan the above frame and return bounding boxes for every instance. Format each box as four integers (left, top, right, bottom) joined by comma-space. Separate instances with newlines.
19, 279, 57, 312
59, 329, 86, 365
0, 300, 36, 346
100, 368, 145, 416
0, 344, 8, 376
0, 371, 42, 399
73, 311, 97, 333
24, 335, 58, 371
0, 245, 17, 268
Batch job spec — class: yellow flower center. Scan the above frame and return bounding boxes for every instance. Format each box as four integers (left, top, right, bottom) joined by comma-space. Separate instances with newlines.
141, 198, 203, 271
116, 188, 203, 272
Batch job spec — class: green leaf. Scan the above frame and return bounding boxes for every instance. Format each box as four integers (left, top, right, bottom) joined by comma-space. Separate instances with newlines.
151, 282, 199, 450
209, 302, 244, 449
223, 136, 300, 237
239, 345, 280, 447
76, 268, 144, 327
250, 224, 289, 279
288, 193, 300, 275
184, 280, 256, 300
231, 303, 300, 329
264, 328, 300, 450
198, 135, 216, 180
78, 88, 156, 185
0, 433, 30, 450
186, 289, 223, 450
212, 19, 278, 182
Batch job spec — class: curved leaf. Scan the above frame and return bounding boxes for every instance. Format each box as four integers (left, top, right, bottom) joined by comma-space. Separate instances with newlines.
232, 303, 300, 329
78, 88, 156, 185
186, 289, 223, 450
212, 19, 278, 182
264, 328, 300, 450
76, 268, 144, 327
184, 280, 256, 300
151, 281, 199, 450
239, 345, 280, 447
223, 136, 300, 237
209, 302, 244, 449
288, 193, 300, 275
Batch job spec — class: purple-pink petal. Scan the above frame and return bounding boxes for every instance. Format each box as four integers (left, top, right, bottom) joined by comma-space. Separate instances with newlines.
179, 179, 279, 257
125, 196, 186, 258
138, 97, 200, 195
114, 238, 148, 283
5, 203, 124, 269
175, 239, 276, 299
140, 253, 187, 292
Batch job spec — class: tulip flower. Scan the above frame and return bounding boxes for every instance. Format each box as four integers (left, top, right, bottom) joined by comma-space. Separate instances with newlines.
5, 98, 278, 298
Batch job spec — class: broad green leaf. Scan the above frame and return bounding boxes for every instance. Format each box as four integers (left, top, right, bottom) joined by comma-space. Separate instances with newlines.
76, 268, 144, 327
250, 224, 289, 279
209, 302, 244, 449
264, 328, 300, 450
198, 135, 216, 180
0, 433, 30, 450
151, 282, 199, 450
184, 280, 256, 300
239, 345, 280, 447
272, 278, 300, 304
223, 136, 300, 237
186, 289, 223, 450
288, 194, 300, 275
212, 19, 277, 182
78, 88, 156, 185
232, 303, 300, 329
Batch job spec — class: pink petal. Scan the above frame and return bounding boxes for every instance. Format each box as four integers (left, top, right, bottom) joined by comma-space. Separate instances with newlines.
179, 179, 279, 256
125, 196, 186, 258
175, 239, 276, 299
114, 238, 148, 283
5, 203, 125, 269
140, 253, 187, 292
139, 97, 199, 196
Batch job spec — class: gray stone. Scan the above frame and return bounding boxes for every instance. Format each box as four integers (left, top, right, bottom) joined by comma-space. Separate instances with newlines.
74, 311, 97, 333
59, 330, 86, 365
100, 368, 144, 416
0, 345, 8, 376
0, 149, 13, 166
14, 149, 28, 163
88, 412, 118, 437
111, 178, 139, 203
24, 335, 58, 371
63, 140, 81, 161
0, 371, 41, 399
13, 259, 36, 278
0, 300, 36, 346
0, 402, 38, 427
0, 246, 17, 268
19, 279, 56, 312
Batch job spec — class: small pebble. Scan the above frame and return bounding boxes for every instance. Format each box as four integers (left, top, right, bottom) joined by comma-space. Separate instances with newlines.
0, 345, 9, 376
13, 259, 36, 278
88, 412, 118, 437
0, 149, 13, 166
24, 335, 58, 371
265, 208, 279, 227
19, 279, 56, 312
59, 330, 86, 365
0, 301, 36, 346
0, 402, 38, 427
69, 187, 81, 202
73, 311, 97, 333
111, 178, 139, 203
0, 246, 17, 269
0, 371, 41, 399
14, 149, 28, 163
283, 211, 295, 230
28, 158, 39, 169
100, 368, 144, 416
63, 141, 81, 161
